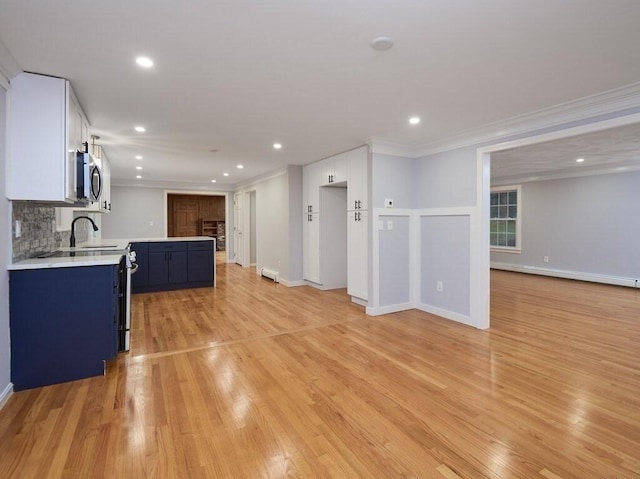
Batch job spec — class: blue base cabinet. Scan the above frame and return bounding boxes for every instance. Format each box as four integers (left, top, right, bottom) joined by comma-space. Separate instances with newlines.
10, 264, 120, 391
131, 240, 214, 293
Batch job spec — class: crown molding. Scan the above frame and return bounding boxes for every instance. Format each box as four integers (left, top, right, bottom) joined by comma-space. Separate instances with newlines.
0, 39, 21, 85
234, 167, 288, 191
369, 82, 640, 159
364, 138, 419, 158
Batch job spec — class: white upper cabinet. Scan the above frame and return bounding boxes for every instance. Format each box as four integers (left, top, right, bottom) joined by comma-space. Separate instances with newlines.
7, 72, 90, 203
303, 161, 323, 214
320, 152, 347, 186
347, 146, 368, 211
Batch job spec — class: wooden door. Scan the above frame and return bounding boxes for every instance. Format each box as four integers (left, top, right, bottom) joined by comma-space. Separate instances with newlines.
173, 198, 199, 237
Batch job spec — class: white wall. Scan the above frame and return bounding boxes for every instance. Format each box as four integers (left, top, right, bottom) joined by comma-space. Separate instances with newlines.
372, 154, 415, 209
236, 166, 303, 285
0, 78, 12, 402
492, 171, 640, 282
100, 186, 167, 239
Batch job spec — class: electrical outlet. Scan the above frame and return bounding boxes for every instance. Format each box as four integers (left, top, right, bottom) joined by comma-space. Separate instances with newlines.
387, 220, 393, 230
378, 220, 384, 230
436, 280, 443, 292
543, 256, 549, 263
384, 198, 393, 208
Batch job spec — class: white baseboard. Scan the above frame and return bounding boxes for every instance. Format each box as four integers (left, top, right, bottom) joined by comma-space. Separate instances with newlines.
351, 296, 368, 307
0, 382, 13, 410
366, 302, 413, 316
491, 262, 639, 288
416, 303, 475, 327
279, 278, 306, 287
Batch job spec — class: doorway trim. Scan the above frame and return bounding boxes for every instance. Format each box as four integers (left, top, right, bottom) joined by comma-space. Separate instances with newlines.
475, 111, 640, 330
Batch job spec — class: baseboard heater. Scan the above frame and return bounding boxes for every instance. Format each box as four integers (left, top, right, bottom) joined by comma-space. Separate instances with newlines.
259, 267, 280, 283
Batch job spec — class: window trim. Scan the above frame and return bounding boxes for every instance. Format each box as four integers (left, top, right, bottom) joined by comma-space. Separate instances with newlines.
490, 184, 521, 253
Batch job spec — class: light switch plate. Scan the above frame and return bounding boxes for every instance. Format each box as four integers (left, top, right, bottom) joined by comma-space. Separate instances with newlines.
387, 220, 393, 230
378, 220, 384, 230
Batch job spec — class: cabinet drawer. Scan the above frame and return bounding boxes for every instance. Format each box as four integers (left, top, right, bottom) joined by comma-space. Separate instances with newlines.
188, 241, 214, 251
148, 241, 187, 253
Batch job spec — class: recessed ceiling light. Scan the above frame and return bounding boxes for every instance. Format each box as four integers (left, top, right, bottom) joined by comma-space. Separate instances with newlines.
273, 143, 282, 149
576, 158, 585, 163
209, 149, 219, 153
223, 172, 229, 177
370, 36, 394, 51
136, 166, 143, 170
136, 56, 154, 68
409, 116, 420, 125
135, 155, 143, 160
136, 175, 142, 179
211, 179, 217, 183
237, 164, 244, 169
134, 126, 146, 133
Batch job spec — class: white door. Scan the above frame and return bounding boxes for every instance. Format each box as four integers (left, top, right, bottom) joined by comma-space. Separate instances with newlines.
234, 192, 244, 265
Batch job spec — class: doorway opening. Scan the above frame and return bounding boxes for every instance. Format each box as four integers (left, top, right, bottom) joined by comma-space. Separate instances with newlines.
166, 193, 226, 251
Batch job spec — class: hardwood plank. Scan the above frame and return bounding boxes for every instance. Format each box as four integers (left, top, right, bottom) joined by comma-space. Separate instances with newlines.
0, 265, 639, 478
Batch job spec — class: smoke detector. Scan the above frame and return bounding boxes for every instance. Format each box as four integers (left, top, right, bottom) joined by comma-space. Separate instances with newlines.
370, 36, 394, 51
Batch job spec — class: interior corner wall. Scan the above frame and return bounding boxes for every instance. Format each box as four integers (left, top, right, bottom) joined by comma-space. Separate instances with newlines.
491, 171, 640, 282
0, 81, 12, 400
100, 186, 166, 239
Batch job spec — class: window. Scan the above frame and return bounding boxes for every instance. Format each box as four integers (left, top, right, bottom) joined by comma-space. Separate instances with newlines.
490, 185, 521, 252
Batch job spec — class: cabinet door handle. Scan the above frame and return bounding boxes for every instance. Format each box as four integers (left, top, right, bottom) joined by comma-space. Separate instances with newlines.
108, 203, 111, 211
309, 215, 313, 222
354, 200, 357, 210
357, 200, 361, 209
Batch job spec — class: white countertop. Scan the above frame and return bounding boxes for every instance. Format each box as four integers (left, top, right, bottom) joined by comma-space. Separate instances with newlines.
8, 237, 215, 271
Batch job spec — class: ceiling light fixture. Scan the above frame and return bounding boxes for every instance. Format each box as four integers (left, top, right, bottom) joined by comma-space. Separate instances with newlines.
211, 179, 217, 183
370, 36, 394, 51
273, 143, 282, 149
223, 172, 229, 177
135, 155, 143, 160
136, 166, 142, 170
135, 56, 154, 68
409, 116, 420, 125
134, 126, 146, 133
237, 164, 244, 169
576, 158, 585, 163
136, 175, 142, 179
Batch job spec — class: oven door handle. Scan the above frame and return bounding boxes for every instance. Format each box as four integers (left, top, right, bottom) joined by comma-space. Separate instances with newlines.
130, 263, 139, 274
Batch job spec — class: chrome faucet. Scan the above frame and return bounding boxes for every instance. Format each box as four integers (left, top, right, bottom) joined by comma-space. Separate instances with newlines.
69, 216, 99, 248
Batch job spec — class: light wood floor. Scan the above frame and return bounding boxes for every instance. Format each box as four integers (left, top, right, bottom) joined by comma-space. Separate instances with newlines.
1, 260, 639, 478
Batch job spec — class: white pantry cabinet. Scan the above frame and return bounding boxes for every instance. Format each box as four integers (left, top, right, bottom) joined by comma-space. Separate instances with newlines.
7, 72, 90, 203
320, 152, 347, 186
347, 146, 368, 211
303, 161, 323, 214
347, 210, 368, 300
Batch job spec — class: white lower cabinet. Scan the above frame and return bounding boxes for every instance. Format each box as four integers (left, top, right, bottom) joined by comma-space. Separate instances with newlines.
348, 210, 368, 300
303, 213, 320, 284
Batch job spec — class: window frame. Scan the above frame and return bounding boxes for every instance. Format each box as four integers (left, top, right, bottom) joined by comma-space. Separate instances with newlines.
490, 184, 521, 253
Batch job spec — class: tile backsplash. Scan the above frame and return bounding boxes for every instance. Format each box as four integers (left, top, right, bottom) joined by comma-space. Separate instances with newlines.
11, 202, 94, 262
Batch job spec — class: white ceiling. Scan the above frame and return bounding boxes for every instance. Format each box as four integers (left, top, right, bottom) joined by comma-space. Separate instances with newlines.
1, 0, 640, 189
491, 122, 640, 184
